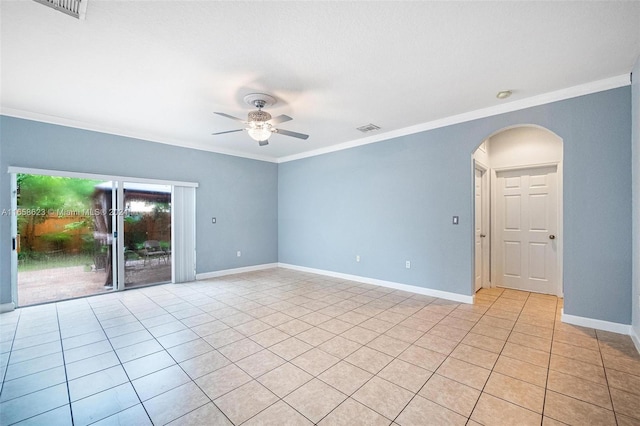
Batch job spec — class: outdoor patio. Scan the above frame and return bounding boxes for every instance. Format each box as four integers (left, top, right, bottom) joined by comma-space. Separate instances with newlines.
18, 266, 109, 306
18, 260, 171, 306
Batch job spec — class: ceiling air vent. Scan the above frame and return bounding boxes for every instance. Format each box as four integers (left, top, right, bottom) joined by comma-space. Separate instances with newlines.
356, 123, 381, 133
33, 0, 88, 20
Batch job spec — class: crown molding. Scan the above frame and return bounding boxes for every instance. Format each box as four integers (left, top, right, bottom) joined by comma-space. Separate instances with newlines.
277, 74, 631, 163
2, 74, 630, 165
0, 108, 279, 164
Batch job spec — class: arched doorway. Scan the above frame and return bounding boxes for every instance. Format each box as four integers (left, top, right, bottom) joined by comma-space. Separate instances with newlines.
472, 125, 563, 296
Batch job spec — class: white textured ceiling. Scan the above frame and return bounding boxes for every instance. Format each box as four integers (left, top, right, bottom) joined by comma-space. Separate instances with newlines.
2, 1, 639, 162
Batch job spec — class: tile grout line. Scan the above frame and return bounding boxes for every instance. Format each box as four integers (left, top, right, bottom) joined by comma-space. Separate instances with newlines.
594, 330, 619, 425
540, 294, 560, 425
4, 271, 637, 425
218, 278, 402, 425
234, 279, 441, 425
4, 305, 73, 425
0, 311, 20, 399
455, 288, 509, 424
463, 291, 559, 423
83, 293, 157, 425
186, 275, 351, 425
125, 287, 240, 425
386, 298, 483, 424
311, 290, 501, 424
55, 302, 76, 426
131, 291, 239, 425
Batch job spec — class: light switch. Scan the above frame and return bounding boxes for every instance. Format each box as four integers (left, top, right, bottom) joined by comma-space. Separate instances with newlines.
453, 216, 459, 225
212, 217, 216, 224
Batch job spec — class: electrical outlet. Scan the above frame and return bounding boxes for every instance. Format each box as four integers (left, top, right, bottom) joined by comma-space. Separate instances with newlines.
405, 261, 411, 269
356, 255, 360, 262
237, 251, 241, 257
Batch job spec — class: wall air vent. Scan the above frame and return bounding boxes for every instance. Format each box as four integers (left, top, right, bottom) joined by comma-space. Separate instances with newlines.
33, 0, 88, 20
356, 123, 381, 133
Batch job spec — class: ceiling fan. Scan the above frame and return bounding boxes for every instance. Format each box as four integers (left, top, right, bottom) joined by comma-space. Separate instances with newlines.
212, 93, 309, 146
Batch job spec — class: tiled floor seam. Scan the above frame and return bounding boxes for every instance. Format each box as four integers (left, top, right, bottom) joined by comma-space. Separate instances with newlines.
389, 300, 486, 423
237, 312, 405, 424
545, 317, 619, 422
0, 311, 19, 398
56, 303, 76, 426
595, 331, 619, 425
126, 296, 239, 426
327, 293, 503, 425
444, 288, 510, 423
239, 292, 441, 425
5, 272, 639, 425
470, 290, 558, 422
540, 293, 559, 424
124, 300, 239, 424
1, 308, 68, 425
82, 296, 159, 425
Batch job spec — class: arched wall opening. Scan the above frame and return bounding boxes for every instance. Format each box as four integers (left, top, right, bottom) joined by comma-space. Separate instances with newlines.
472, 125, 564, 297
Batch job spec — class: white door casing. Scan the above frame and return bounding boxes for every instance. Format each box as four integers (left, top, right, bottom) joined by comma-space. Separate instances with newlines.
474, 166, 489, 292
495, 165, 558, 294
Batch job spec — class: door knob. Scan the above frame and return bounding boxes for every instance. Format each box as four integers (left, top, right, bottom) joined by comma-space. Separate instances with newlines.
549, 235, 556, 240
480, 234, 486, 238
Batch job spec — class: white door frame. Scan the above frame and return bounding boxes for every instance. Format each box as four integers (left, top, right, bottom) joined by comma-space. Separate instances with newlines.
10, 174, 18, 310
474, 161, 490, 291
490, 161, 563, 296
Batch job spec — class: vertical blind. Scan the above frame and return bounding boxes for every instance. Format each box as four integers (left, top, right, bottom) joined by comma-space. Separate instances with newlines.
172, 186, 196, 282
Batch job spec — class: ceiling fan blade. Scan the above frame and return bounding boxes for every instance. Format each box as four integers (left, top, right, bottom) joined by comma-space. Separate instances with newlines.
211, 129, 244, 135
259, 140, 269, 146
268, 115, 292, 125
214, 112, 246, 122
275, 128, 309, 140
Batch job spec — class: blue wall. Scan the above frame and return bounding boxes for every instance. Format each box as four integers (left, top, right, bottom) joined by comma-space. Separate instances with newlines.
0, 116, 279, 305
279, 87, 633, 324
0, 86, 634, 325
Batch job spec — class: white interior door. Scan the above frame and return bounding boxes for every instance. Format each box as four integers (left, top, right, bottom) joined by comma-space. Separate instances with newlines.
474, 167, 488, 292
495, 166, 558, 294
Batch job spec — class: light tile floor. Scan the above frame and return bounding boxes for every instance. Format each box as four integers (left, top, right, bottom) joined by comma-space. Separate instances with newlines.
1, 268, 639, 425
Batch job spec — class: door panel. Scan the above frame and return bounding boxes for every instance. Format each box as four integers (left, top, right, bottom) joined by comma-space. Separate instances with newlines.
529, 195, 548, 230
495, 166, 558, 294
504, 241, 521, 277
529, 242, 547, 279
504, 195, 521, 229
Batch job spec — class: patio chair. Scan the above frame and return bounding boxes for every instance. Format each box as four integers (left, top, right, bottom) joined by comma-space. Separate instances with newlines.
140, 240, 168, 265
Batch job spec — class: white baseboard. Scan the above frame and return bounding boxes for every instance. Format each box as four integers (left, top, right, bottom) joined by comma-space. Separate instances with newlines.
196, 263, 279, 280
561, 309, 632, 335
631, 326, 640, 354
278, 263, 474, 304
0, 302, 15, 313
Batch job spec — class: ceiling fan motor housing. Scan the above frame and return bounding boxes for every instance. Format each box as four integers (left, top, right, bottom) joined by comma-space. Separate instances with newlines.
248, 109, 272, 123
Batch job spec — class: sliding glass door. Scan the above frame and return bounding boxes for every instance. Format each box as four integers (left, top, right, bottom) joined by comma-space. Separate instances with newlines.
11, 172, 191, 307
15, 174, 115, 305
121, 182, 172, 288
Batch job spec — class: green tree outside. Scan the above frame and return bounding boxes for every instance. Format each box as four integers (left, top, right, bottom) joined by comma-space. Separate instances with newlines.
17, 174, 101, 256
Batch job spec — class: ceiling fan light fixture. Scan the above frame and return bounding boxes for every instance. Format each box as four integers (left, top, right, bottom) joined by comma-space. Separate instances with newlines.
213, 92, 308, 144
247, 124, 272, 142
